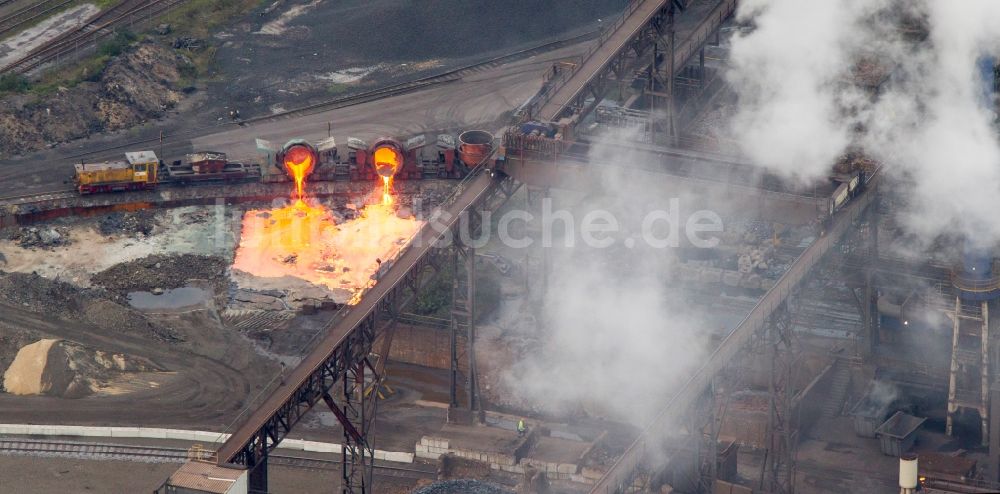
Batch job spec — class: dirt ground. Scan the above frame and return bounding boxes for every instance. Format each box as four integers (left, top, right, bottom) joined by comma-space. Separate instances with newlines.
0, 41, 190, 156
0, 206, 237, 287
210, 0, 623, 118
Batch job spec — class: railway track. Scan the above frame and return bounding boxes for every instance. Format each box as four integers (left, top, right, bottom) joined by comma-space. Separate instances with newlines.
1, 0, 189, 75
44, 29, 597, 162
0, 187, 76, 204
0, 0, 75, 41
0, 31, 596, 205
250, 29, 598, 123
0, 439, 435, 481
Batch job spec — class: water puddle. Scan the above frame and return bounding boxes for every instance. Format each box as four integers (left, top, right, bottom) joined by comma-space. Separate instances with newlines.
128, 287, 210, 311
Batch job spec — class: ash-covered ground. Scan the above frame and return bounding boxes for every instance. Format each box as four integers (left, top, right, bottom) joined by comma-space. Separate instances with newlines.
210, 0, 624, 117
0, 185, 447, 399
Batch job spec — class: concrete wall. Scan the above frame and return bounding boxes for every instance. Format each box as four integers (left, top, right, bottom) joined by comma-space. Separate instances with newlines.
1, 179, 455, 229
389, 324, 465, 372
0, 424, 413, 463
415, 435, 588, 483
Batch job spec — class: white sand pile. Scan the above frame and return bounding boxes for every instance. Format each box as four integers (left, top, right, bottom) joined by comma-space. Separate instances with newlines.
3, 339, 159, 398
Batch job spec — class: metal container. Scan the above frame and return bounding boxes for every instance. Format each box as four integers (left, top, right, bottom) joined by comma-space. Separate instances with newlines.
458, 130, 493, 167
369, 137, 405, 178
851, 388, 889, 438
875, 411, 926, 457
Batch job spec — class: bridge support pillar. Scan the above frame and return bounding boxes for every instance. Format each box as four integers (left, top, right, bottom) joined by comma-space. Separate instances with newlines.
449, 241, 479, 415
861, 196, 880, 360
990, 379, 1000, 481
649, 7, 678, 146
761, 302, 796, 494
248, 457, 267, 494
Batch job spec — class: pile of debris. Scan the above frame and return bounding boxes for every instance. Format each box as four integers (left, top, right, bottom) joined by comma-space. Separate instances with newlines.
172, 37, 204, 50
2, 338, 159, 398
413, 480, 514, 494
0, 271, 179, 341
92, 253, 227, 296
97, 210, 158, 236
11, 226, 71, 249
0, 41, 191, 156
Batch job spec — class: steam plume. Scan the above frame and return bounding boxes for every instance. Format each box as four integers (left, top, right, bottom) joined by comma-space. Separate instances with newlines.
729, 0, 1000, 246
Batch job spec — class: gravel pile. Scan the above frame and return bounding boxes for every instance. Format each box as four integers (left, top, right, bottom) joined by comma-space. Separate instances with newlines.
92, 254, 227, 295
97, 210, 158, 236
413, 480, 514, 494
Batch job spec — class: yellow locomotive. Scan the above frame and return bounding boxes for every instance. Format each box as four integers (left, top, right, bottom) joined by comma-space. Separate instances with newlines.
74, 151, 159, 194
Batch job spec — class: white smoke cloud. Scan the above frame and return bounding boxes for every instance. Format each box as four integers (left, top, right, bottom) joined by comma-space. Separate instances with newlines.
726, 0, 882, 184
501, 131, 714, 424
729, 0, 1000, 247
864, 2, 1000, 247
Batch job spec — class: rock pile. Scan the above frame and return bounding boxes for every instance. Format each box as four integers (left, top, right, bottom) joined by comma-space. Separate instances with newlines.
92, 254, 227, 295
97, 210, 157, 236
12, 226, 71, 249
0, 271, 179, 341
413, 480, 514, 494
0, 41, 190, 156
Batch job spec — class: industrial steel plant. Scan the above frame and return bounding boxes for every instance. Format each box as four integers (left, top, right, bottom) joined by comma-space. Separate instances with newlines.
0, 1, 998, 494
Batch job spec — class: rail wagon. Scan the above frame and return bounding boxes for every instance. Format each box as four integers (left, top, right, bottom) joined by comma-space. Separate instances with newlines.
162, 151, 262, 185
74, 151, 159, 194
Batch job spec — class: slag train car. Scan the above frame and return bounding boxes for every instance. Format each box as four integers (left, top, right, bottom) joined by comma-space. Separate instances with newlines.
163, 152, 261, 185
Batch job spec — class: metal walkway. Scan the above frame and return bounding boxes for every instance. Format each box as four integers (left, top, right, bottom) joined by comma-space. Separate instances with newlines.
536, 0, 736, 122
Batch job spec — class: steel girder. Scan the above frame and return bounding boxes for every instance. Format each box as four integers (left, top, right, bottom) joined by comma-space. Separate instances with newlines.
232, 253, 442, 493
449, 172, 521, 414
762, 302, 797, 494
565, 6, 676, 123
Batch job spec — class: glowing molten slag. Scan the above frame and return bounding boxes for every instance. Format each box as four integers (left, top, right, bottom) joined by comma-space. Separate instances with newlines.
232, 152, 417, 303
382, 176, 393, 206
233, 198, 422, 302
283, 145, 315, 201
373, 146, 400, 178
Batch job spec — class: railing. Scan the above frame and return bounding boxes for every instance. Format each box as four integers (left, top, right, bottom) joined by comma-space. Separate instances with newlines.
522, 0, 644, 121
526, 0, 736, 123
672, 0, 736, 81
950, 269, 1000, 294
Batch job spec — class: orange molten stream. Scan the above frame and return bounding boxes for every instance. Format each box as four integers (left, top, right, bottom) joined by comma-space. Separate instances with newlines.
284, 146, 314, 201
233, 163, 420, 303
382, 176, 393, 206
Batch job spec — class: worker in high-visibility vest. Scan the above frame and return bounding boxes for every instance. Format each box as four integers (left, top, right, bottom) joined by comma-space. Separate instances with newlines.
517, 419, 527, 437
